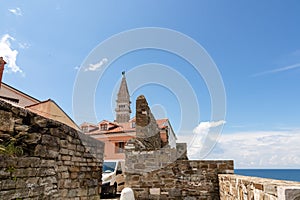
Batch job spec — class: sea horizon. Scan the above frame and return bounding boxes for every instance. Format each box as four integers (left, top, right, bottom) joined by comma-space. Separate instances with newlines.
235, 169, 300, 183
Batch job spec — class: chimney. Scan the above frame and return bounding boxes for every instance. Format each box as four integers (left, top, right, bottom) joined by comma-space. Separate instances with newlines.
0, 57, 7, 88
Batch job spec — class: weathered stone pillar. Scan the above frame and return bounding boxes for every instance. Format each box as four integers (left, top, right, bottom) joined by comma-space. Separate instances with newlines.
135, 95, 161, 151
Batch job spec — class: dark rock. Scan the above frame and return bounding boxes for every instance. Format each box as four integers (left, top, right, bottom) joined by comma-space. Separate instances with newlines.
41, 134, 59, 147
24, 133, 41, 144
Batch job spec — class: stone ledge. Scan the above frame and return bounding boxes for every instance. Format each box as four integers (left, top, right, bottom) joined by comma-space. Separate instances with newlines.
219, 174, 300, 200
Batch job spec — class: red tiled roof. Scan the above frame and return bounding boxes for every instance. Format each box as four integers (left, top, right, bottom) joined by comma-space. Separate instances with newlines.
156, 118, 168, 129
80, 122, 97, 127
105, 126, 124, 133
86, 117, 169, 135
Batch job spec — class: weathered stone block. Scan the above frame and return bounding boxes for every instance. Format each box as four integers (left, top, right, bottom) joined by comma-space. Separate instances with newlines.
62, 155, 71, 161
59, 189, 68, 197
37, 168, 56, 176
41, 134, 59, 147
264, 184, 277, 196
76, 145, 85, 152
72, 156, 82, 162
26, 177, 40, 185
69, 166, 80, 172
40, 159, 55, 167
13, 168, 37, 177
34, 144, 47, 157
70, 172, 78, 179
68, 189, 78, 197
15, 124, 30, 132
68, 144, 76, 151
0, 110, 14, 132
17, 157, 39, 168
78, 188, 88, 196
149, 188, 160, 195
88, 187, 97, 195
24, 132, 41, 144
1, 179, 16, 190
33, 116, 48, 127
48, 149, 59, 158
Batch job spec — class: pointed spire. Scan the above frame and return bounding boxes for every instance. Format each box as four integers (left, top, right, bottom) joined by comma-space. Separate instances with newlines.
115, 71, 131, 123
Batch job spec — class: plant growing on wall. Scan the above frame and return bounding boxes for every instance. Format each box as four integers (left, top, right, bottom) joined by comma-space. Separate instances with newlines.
0, 138, 23, 157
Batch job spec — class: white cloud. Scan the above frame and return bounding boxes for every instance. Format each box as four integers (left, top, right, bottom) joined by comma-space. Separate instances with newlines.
178, 124, 300, 168
0, 34, 23, 73
181, 120, 226, 159
18, 42, 30, 49
8, 8, 22, 16
252, 63, 300, 77
85, 58, 108, 72
206, 130, 300, 168
193, 120, 226, 134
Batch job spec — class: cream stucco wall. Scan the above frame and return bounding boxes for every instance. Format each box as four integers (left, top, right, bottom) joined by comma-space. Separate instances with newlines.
0, 83, 39, 107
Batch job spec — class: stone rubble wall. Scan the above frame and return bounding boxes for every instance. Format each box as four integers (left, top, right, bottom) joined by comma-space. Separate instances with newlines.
0, 100, 104, 200
219, 174, 300, 200
125, 146, 178, 174
125, 155, 234, 200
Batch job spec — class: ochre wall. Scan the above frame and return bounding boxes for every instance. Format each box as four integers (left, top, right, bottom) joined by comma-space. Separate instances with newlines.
26, 100, 80, 131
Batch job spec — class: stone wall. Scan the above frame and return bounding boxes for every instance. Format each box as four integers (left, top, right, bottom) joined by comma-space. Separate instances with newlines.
125, 146, 178, 174
0, 100, 104, 199
125, 95, 234, 199
219, 174, 300, 200
125, 158, 234, 200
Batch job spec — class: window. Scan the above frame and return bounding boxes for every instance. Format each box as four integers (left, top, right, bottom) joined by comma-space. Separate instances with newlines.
100, 124, 108, 131
131, 122, 136, 128
103, 161, 116, 173
116, 162, 122, 174
115, 142, 125, 153
82, 126, 88, 133
119, 105, 125, 109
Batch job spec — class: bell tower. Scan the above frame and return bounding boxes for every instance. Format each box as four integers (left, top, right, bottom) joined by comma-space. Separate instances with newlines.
115, 71, 131, 123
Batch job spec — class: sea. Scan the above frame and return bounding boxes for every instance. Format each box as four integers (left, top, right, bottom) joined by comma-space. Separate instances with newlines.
235, 169, 300, 182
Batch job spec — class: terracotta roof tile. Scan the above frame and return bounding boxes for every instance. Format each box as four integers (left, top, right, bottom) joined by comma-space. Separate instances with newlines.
86, 118, 169, 135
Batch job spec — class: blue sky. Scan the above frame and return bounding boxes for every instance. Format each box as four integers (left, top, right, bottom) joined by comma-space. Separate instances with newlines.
1, 1, 300, 168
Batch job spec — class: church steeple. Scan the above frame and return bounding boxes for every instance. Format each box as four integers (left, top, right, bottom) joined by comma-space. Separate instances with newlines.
115, 71, 131, 123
